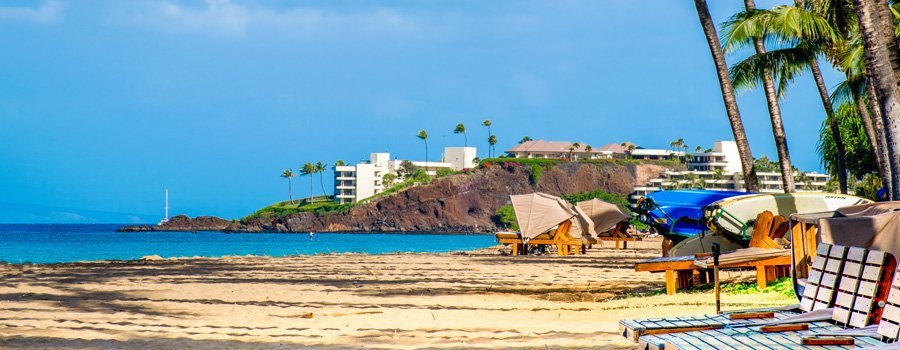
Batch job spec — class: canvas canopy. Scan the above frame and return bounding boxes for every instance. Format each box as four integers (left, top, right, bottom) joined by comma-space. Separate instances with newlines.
818, 202, 900, 260
577, 198, 629, 233
511, 192, 595, 240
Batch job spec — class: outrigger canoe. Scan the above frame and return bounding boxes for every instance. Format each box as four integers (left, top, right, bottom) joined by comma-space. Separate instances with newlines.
703, 192, 872, 242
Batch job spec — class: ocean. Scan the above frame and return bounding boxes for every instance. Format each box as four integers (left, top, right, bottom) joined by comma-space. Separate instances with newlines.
0, 224, 497, 264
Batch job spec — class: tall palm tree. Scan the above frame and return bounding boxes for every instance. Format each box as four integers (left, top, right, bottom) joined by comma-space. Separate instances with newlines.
454, 123, 467, 147
315, 161, 328, 201
693, 0, 759, 192
724, 2, 847, 193
852, 0, 900, 199
280, 169, 295, 204
300, 162, 316, 203
417, 130, 429, 172
722, 0, 797, 193
482, 119, 493, 157
519, 136, 532, 144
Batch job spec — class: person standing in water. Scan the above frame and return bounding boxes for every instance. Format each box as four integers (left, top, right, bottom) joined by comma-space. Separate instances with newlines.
309, 231, 314, 241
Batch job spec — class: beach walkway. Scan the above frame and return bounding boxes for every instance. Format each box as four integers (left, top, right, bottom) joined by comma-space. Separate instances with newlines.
0, 238, 793, 349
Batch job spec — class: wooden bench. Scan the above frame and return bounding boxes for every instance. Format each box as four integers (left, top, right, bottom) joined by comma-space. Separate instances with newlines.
634, 253, 792, 295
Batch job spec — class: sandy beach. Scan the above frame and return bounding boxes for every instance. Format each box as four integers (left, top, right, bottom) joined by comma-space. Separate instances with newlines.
0, 238, 794, 349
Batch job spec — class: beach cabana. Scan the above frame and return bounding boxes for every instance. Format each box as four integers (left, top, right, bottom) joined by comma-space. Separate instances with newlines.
576, 198, 634, 249
495, 192, 594, 256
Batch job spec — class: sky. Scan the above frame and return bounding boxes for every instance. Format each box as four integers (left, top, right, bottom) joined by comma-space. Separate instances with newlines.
0, 0, 845, 222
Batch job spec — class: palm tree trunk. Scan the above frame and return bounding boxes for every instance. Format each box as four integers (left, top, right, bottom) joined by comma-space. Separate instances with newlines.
310, 176, 314, 203
487, 126, 492, 158
694, 0, 759, 192
744, 0, 795, 193
854, 0, 900, 200
319, 173, 327, 201
425, 142, 429, 173
810, 59, 847, 193
866, 75, 893, 195
288, 178, 293, 204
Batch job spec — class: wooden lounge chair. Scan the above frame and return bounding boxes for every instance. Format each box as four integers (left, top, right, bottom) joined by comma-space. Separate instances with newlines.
623, 243, 850, 347
495, 220, 583, 256
639, 246, 895, 350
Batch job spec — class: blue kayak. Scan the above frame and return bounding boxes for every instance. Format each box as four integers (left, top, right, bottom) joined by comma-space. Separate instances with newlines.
635, 189, 750, 239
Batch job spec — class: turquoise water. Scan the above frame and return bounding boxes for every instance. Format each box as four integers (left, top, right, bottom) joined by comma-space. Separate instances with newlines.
0, 224, 497, 264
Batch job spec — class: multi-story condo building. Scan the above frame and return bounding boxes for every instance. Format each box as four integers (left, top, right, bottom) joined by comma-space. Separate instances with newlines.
631, 140, 830, 201
334, 147, 477, 204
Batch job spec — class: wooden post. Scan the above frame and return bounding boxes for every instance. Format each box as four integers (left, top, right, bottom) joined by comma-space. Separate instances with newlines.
756, 265, 768, 290
665, 270, 676, 295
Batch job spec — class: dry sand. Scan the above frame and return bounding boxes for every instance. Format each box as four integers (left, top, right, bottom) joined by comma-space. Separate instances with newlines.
0, 238, 794, 349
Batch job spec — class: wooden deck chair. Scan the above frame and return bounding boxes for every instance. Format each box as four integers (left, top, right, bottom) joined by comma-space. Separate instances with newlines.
643, 246, 895, 350
749, 211, 785, 250
621, 243, 847, 346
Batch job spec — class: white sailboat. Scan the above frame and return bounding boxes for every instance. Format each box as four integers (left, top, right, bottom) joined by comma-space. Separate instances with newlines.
157, 189, 169, 226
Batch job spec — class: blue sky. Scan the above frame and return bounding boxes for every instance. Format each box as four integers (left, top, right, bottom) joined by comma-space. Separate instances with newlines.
0, 0, 842, 222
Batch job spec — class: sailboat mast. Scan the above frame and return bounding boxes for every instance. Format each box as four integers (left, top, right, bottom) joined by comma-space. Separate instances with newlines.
165, 189, 169, 221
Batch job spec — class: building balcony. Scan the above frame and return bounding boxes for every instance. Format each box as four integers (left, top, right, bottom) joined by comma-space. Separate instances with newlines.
335, 185, 356, 190
335, 176, 356, 181
336, 194, 355, 199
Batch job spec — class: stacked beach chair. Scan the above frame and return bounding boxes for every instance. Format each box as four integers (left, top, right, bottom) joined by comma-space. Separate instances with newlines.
621, 243, 898, 349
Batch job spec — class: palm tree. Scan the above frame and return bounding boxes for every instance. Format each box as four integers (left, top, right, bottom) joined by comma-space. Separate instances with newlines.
482, 119, 493, 157
721, 0, 796, 193
300, 163, 317, 203
519, 136, 532, 144
724, 2, 845, 193
280, 169, 296, 204
417, 130, 429, 172
454, 123, 468, 147
488, 135, 498, 158
852, 0, 900, 199
315, 161, 328, 201
693, 0, 759, 192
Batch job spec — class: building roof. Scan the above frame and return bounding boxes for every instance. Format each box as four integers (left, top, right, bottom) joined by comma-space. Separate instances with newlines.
506, 140, 600, 153
596, 142, 635, 154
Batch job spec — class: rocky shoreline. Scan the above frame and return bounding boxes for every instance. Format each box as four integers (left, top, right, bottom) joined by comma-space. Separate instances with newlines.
119, 161, 674, 234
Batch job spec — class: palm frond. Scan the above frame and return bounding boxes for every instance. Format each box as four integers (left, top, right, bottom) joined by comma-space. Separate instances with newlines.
729, 46, 816, 98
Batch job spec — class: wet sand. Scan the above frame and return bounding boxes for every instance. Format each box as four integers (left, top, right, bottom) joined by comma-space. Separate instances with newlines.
0, 238, 794, 349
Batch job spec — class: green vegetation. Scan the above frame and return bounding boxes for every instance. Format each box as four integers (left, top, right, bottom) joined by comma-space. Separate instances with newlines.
242, 195, 346, 222
495, 204, 518, 230
651, 277, 795, 298
359, 169, 431, 203
435, 168, 460, 178
529, 164, 543, 184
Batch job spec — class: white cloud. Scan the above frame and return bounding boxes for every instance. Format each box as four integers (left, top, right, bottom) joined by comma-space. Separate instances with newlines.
0, 0, 64, 24
125, 0, 420, 38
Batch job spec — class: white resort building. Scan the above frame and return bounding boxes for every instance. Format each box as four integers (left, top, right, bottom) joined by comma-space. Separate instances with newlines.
631, 140, 829, 200
334, 147, 477, 204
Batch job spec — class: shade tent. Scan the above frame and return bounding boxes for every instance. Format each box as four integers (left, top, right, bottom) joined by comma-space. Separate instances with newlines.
570, 204, 597, 239
818, 202, 900, 259
510, 192, 595, 240
577, 198, 629, 233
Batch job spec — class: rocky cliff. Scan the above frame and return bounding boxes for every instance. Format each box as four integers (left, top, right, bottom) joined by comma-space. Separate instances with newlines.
120, 161, 674, 233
